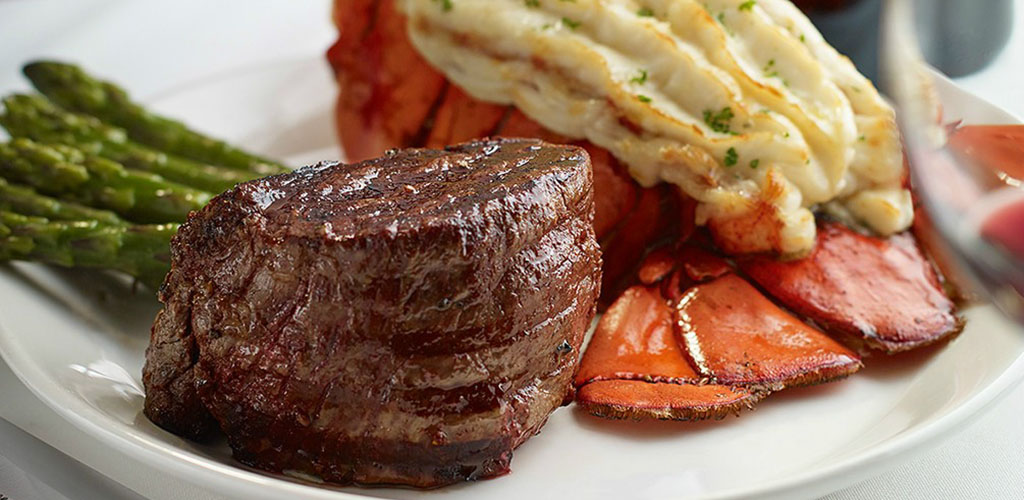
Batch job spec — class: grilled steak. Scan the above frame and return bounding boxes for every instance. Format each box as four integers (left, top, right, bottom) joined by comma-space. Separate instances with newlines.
142, 138, 601, 488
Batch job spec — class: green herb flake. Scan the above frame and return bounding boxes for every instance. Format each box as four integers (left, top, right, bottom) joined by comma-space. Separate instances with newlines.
799, 33, 806, 43
763, 59, 779, 78
749, 158, 760, 169
630, 69, 649, 85
715, 9, 735, 35
525, 0, 540, 7
561, 17, 581, 29
637, 7, 655, 17
703, 106, 735, 134
858, 135, 866, 141
724, 147, 738, 167
739, 1, 756, 11
637, 94, 652, 103
432, 0, 453, 12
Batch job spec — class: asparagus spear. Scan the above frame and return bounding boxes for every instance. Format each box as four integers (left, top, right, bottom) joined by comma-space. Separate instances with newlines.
23, 61, 289, 176
0, 138, 211, 223
0, 94, 259, 192
0, 176, 125, 225
0, 210, 174, 289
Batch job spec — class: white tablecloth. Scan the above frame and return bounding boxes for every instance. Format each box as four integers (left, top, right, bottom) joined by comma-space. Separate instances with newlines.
1, 1, 1023, 498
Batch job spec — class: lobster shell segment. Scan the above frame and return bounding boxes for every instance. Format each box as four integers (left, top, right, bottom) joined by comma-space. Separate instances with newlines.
575, 285, 759, 421
576, 380, 761, 422
575, 286, 700, 386
328, 0, 448, 161
740, 222, 964, 353
674, 274, 863, 389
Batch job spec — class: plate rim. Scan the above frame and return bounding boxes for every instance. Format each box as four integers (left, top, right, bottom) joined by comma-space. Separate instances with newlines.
1, 65, 1023, 500
711, 338, 1024, 499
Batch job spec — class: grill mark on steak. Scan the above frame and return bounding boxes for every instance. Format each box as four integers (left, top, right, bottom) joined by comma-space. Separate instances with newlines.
143, 138, 600, 488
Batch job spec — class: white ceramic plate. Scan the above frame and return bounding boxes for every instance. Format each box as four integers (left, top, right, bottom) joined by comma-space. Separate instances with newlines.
1, 58, 1023, 500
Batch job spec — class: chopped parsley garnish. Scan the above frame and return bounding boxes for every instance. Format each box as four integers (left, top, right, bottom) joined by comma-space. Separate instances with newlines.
525, 0, 540, 7
637, 7, 655, 17
432, 0, 453, 12
749, 158, 760, 169
630, 69, 649, 85
716, 12, 735, 35
858, 135, 866, 141
562, 17, 581, 29
739, 1, 756, 11
763, 59, 778, 78
799, 34, 806, 43
724, 147, 738, 167
703, 106, 735, 134
637, 94, 652, 103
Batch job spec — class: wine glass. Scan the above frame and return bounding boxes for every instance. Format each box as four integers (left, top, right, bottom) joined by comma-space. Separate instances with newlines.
881, 0, 1024, 322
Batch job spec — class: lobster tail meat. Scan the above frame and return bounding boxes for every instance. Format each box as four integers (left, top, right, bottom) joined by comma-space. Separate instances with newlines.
741, 222, 964, 353
576, 380, 760, 422
575, 285, 761, 421
674, 274, 863, 389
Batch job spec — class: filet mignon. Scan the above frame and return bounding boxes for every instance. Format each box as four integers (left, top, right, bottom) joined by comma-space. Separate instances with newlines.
142, 138, 601, 487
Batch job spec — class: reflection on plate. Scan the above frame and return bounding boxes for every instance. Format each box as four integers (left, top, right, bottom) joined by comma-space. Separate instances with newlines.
1, 59, 1023, 500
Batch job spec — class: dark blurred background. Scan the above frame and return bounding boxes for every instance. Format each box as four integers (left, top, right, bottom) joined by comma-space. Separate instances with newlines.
800, 0, 1014, 82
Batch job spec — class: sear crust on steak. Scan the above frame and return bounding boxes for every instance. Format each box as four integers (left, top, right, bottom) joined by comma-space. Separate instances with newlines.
142, 138, 602, 488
